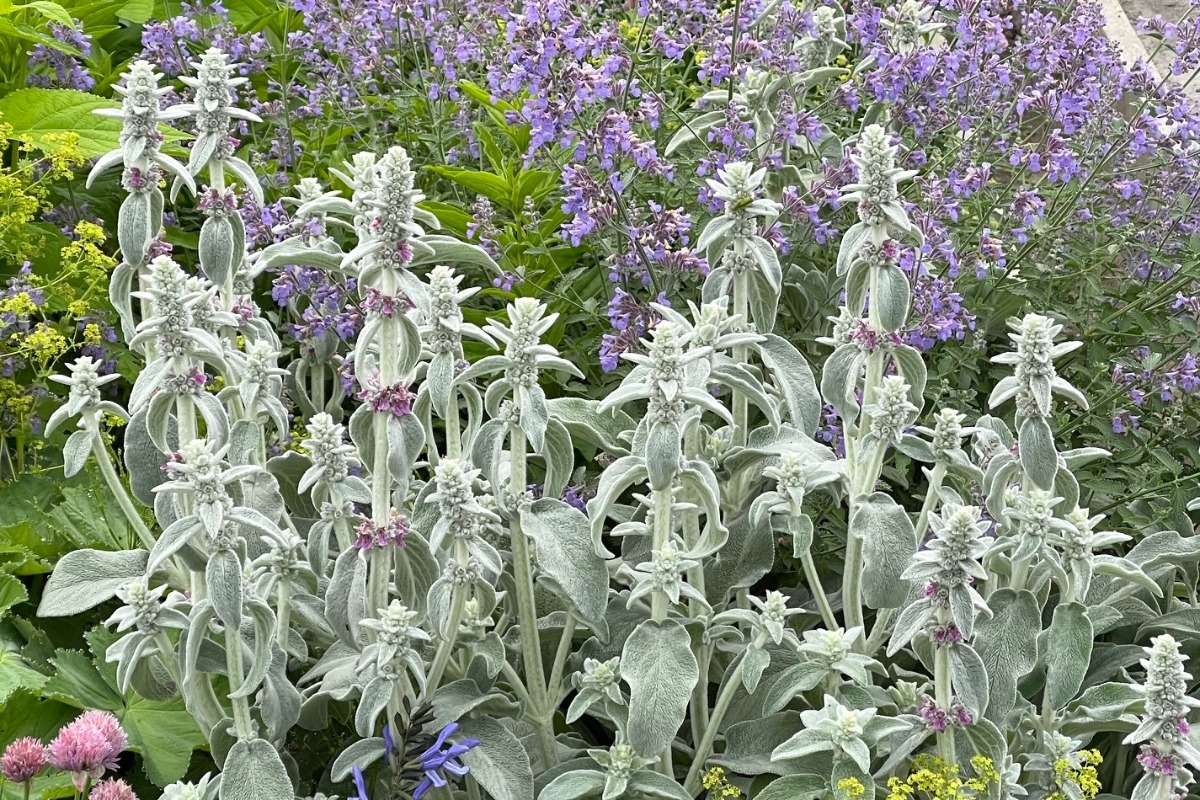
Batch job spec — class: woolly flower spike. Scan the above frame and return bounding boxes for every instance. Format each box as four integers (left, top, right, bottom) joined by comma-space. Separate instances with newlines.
1002, 487, 1071, 562
343, 146, 437, 283
772, 695, 906, 773
893, 503, 990, 652
299, 413, 360, 490
1, 736, 47, 783
989, 313, 1086, 418
326, 151, 379, 239
44, 356, 127, 437
881, 0, 945, 53
619, 544, 707, 610
426, 459, 500, 560
864, 375, 918, 446
87, 61, 194, 194
412, 722, 481, 799
357, 600, 431, 689
176, 48, 261, 178
705, 162, 780, 221
159, 775, 217, 800
89, 778, 138, 800
105, 576, 186, 635
798, 627, 880, 685
47, 710, 127, 791
840, 125, 917, 229
1052, 507, 1130, 599
422, 266, 492, 356
1126, 635, 1200, 798
795, 6, 848, 67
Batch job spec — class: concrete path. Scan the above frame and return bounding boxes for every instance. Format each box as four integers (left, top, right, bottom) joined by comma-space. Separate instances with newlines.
1108, 0, 1199, 97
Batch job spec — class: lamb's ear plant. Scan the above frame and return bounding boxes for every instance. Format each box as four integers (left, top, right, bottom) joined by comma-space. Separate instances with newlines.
27, 25, 1200, 800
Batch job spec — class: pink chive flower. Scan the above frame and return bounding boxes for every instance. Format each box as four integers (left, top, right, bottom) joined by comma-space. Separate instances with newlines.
46, 711, 126, 791
89, 778, 138, 800
1, 736, 48, 782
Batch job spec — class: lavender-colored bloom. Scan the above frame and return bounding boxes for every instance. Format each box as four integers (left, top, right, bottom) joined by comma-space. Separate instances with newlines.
412, 723, 480, 799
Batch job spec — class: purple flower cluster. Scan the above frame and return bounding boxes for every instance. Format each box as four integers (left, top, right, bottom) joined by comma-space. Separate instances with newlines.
27, 20, 93, 90
353, 510, 409, 550
598, 288, 668, 373
917, 695, 972, 732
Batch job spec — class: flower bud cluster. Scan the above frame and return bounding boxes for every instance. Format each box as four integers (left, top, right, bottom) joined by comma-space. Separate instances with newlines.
1125, 635, 1200, 795
864, 375, 918, 444
500, 298, 555, 388
172, 439, 233, 507
840, 125, 915, 227
109, 577, 168, 635
360, 601, 431, 681
301, 413, 356, 485
646, 322, 687, 425
1002, 487, 1069, 561
179, 48, 243, 142
882, 0, 944, 53
427, 459, 498, 553
353, 510, 409, 551
908, 504, 989, 595
368, 146, 424, 271
114, 61, 170, 162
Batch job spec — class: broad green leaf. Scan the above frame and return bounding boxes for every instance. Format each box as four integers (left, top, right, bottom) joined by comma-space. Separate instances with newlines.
122, 694, 207, 787
1044, 602, 1092, 710
974, 588, 1040, 722
621, 619, 698, 757
521, 499, 609, 621
0, 644, 47, 703
456, 716, 534, 800
850, 492, 915, 609
0, 88, 188, 159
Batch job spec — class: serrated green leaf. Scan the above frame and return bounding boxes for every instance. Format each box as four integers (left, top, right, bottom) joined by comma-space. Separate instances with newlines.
0, 88, 189, 158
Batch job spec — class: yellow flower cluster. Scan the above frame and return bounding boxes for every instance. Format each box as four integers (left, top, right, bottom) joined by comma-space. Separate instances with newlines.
1047, 750, 1103, 800
0, 291, 39, 319
0, 169, 45, 266
837, 777, 867, 798
885, 754, 999, 800
700, 767, 741, 799
52, 221, 117, 308
32, 132, 85, 179
0, 378, 34, 419
13, 322, 69, 363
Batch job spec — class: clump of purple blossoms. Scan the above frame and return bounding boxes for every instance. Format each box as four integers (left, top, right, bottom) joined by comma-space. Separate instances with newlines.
27, 19, 93, 90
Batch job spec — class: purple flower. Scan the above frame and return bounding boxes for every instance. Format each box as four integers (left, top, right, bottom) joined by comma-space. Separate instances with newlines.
412, 723, 480, 800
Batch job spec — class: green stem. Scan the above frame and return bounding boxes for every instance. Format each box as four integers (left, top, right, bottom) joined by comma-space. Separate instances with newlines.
800, 551, 839, 630
731, 269, 750, 449
426, 582, 468, 693
913, 464, 946, 547
547, 614, 577, 705
276, 581, 291, 652
91, 433, 156, 549
683, 635, 767, 794
650, 487, 673, 621
508, 418, 557, 767
933, 643, 955, 765
225, 622, 253, 739
445, 390, 461, 460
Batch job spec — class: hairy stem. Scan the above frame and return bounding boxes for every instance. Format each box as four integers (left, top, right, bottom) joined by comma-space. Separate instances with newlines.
91, 433, 156, 550
508, 418, 557, 767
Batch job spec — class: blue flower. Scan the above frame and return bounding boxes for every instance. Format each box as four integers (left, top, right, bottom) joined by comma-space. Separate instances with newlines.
351, 765, 369, 800
412, 723, 481, 800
